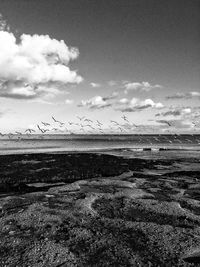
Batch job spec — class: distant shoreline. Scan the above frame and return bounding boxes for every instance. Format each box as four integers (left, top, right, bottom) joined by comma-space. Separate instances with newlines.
0, 146, 200, 156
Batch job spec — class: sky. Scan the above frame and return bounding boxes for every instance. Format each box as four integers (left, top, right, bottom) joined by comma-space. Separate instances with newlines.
0, 0, 199, 134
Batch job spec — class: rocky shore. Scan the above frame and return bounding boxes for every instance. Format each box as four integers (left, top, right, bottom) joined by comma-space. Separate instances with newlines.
0, 152, 200, 266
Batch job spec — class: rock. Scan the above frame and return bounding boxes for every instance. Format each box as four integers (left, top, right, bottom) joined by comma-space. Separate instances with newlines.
183, 249, 200, 263
8, 231, 15, 235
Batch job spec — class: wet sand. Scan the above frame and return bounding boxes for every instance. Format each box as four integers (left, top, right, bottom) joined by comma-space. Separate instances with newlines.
0, 152, 200, 266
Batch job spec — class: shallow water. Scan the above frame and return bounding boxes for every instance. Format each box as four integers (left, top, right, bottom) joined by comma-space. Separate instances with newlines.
0, 134, 200, 155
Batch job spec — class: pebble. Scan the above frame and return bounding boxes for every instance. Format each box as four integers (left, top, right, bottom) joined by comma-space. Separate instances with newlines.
9, 231, 15, 235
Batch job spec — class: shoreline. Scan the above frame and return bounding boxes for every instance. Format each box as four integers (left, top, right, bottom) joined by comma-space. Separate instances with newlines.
0, 145, 200, 156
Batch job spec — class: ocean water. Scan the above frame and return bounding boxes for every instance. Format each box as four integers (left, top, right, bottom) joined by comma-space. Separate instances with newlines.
0, 134, 200, 155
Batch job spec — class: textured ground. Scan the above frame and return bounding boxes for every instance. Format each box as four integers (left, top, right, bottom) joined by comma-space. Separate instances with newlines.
0, 152, 200, 266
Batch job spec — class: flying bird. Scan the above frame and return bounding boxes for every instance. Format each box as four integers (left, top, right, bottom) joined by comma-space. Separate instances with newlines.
41, 121, 51, 126
37, 125, 45, 133
84, 118, 93, 123
52, 116, 64, 125
96, 120, 103, 126
159, 120, 172, 127
77, 116, 85, 121
118, 126, 124, 132
52, 116, 59, 122
122, 115, 129, 123
52, 128, 60, 132
110, 120, 119, 125
25, 129, 35, 133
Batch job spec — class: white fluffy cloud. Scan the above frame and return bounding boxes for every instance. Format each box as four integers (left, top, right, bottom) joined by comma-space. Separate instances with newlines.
0, 30, 83, 99
124, 81, 162, 93
116, 97, 164, 112
78, 96, 111, 109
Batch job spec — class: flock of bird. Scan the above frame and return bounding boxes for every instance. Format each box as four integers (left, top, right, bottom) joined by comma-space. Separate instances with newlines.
0, 115, 199, 145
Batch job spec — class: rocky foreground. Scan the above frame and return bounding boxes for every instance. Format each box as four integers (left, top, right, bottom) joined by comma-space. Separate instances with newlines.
0, 152, 200, 266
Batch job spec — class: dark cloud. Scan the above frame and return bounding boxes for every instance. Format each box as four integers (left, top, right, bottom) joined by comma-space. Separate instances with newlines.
166, 92, 200, 100
103, 91, 119, 101
156, 108, 191, 117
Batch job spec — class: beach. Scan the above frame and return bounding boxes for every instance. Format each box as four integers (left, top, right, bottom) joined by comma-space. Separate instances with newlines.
0, 147, 200, 266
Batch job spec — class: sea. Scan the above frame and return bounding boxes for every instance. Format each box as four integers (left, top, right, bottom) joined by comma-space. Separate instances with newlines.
0, 134, 200, 158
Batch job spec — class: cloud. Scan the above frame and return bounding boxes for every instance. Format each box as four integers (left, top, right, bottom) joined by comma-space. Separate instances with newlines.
118, 98, 129, 104
156, 108, 192, 117
124, 81, 162, 93
166, 91, 200, 100
108, 80, 117, 86
103, 91, 119, 101
0, 14, 10, 32
190, 91, 200, 97
65, 99, 74, 104
78, 96, 111, 109
0, 30, 83, 100
116, 97, 164, 112
90, 82, 101, 88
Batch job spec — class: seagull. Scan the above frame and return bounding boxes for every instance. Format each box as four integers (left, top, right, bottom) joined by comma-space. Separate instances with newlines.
110, 120, 119, 125
88, 125, 95, 130
52, 116, 64, 125
25, 128, 35, 133
37, 125, 45, 133
58, 122, 65, 127
122, 115, 129, 123
132, 122, 138, 127
159, 120, 172, 127
118, 126, 123, 132
77, 116, 85, 121
41, 121, 51, 127
52, 116, 59, 123
43, 129, 50, 133
84, 118, 93, 123
96, 120, 103, 126
52, 128, 60, 132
